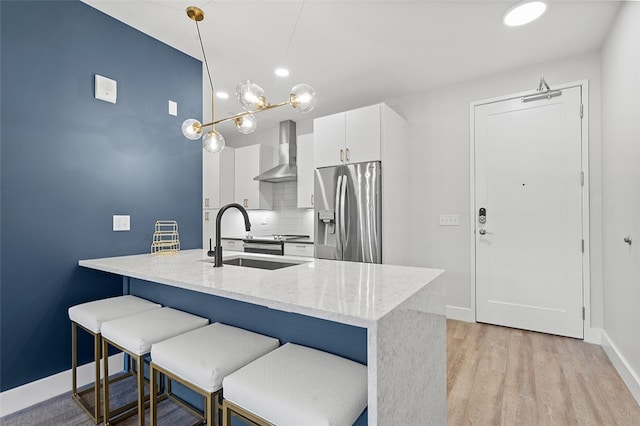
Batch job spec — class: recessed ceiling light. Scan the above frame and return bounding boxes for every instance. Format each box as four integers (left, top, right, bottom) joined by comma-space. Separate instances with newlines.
216, 91, 229, 99
503, 1, 547, 27
275, 68, 290, 77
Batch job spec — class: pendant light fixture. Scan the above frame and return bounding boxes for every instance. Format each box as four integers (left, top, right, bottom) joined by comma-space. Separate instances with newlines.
181, 6, 317, 153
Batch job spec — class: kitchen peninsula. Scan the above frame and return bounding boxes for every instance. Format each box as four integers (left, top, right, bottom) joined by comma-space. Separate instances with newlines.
79, 249, 446, 425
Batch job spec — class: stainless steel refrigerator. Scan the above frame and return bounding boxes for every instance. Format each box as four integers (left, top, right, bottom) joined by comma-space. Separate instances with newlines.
314, 161, 382, 263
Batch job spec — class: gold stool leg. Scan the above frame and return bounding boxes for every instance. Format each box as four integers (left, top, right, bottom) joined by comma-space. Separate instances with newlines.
150, 364, 157, 426
72, 323, 78, 397
94, 332, 101, 423
206, 392, 213, 426
71, 322, 101, 424
136, 354, 145, 426
222, 399, 228, 426
103, 338, 111, 426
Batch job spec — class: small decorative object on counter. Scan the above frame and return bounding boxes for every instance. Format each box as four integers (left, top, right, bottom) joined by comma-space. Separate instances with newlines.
151, 220, 180, 255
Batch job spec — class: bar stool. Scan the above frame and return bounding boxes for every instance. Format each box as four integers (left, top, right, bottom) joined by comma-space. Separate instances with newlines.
101, 307, 209, 426
68, 295, 161, 423
221, 343, 368, 426
149, 322, 280, 426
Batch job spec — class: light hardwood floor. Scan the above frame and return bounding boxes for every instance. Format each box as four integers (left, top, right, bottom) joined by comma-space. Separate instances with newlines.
2, 320, 639, 425
448, 319, 640, 425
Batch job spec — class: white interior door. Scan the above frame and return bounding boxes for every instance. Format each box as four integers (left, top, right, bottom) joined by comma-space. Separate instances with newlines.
474, 85, 584, 339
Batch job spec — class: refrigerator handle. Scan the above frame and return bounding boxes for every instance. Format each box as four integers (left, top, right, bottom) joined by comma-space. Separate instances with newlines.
335, 174, 343, 254
340, 174, 348, 248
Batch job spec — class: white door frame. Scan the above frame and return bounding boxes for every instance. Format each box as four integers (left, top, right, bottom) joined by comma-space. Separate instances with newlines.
469, 79, 593, 340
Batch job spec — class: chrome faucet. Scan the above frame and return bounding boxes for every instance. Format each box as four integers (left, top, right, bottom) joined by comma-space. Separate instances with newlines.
214, 203, 251, 267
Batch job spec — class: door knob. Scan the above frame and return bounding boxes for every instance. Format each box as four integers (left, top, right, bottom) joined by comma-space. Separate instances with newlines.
624, 236, 632, 245
479, 229, 487, 235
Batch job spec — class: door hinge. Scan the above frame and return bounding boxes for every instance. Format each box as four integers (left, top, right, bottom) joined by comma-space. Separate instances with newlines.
581, 171, 584, 186
581, 239, 585, 253
582, 306, 585, 320
580, 104, 584, 118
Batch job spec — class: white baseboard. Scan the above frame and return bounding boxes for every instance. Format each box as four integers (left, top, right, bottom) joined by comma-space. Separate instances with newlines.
446, 305, 475, 322
583, 326, 602, 344
0, 353, 124, 417
601, 330, 640, 405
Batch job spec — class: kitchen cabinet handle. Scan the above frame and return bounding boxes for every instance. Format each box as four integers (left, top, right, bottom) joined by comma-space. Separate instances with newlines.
204, 198, 210, 208
205, 212, 209, 221
340, 149, 344, 162
311, 194, 314, 206
345, 148, 350, 162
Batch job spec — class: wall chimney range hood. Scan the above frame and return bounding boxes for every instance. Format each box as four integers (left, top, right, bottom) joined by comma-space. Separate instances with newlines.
254, 120, 298, 183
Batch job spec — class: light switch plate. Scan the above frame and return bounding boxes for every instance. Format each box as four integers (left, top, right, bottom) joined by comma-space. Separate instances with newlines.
95, 74, 117, 104
113, 215, 130, 231
439, 214, 459, 226
168, 100, 177, 116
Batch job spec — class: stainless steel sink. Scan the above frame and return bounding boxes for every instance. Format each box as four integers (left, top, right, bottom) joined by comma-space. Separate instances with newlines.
203, 255, 309, 270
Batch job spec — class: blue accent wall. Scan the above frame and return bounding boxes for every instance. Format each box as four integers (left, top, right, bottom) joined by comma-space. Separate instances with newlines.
0, 1, 202, 391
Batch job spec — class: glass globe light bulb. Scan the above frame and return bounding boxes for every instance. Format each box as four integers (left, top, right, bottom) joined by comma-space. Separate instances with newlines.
235, 113, 257, 134
236, 80, 266, 111
202, 129, 225, 153
181, 118, 203, 140
290, 83, 317, 113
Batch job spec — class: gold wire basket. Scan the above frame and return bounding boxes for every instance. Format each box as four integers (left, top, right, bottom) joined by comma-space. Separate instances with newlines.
151, 221, 180, 255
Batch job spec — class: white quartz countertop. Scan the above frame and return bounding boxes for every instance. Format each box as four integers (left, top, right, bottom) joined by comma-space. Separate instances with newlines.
79, 249, 444, 328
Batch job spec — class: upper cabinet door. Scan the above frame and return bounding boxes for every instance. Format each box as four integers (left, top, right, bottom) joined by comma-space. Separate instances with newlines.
296, 134, 314, 209
203, 146, 235, 209
313, 104, 382, 168
314, 112, 346, 168
345, 104, 381, 164
234, 144, 273, 210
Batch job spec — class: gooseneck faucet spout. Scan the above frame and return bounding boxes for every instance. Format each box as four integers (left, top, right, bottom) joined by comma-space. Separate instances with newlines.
214, 203, 251, 267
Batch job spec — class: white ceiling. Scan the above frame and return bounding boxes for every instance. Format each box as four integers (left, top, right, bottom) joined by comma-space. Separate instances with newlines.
82, 0, 620, 134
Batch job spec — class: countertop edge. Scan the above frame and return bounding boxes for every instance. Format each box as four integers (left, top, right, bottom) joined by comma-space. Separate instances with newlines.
78, 250, 444, 329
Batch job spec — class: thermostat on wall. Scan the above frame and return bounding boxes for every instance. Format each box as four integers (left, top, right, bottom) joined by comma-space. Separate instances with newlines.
95, 74, 117, 104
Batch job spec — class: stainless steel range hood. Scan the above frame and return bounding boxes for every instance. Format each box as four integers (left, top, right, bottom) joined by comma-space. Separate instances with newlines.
253, 120, 297, 182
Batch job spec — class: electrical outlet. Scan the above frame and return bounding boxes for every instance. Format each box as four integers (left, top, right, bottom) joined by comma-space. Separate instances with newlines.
439, 214, 459, 226
113, 215, 130, 231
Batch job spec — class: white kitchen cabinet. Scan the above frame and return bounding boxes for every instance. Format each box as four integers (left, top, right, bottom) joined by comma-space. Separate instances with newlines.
284, 242, 314, 257
203, 146, 235, 209
234, 144, 273, 210
296, 133, 314, 209
203, 147, 235, 250
313, 104, 381, 168
313, 112, 345, 168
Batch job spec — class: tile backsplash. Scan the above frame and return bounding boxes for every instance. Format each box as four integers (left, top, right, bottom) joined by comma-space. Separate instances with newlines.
215, 181, 314, 239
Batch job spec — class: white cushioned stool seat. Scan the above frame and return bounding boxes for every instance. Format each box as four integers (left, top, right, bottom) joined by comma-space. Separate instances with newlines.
222, 343, 368, 426
151, 322, 280, 392
101, 307, 209, 426
68, 295, 161, 333
101, 307, 209, 355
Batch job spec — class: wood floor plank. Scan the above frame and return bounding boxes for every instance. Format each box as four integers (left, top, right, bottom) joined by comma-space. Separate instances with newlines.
553, 336, 615, 425
448, 320, 640, 426
501, 328, 538, 426
447, 349, 482, 424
